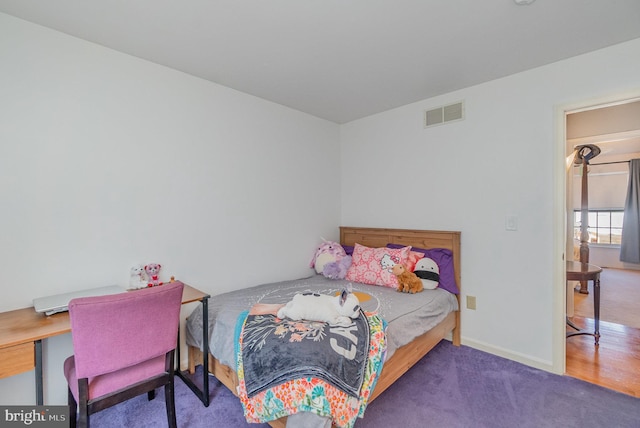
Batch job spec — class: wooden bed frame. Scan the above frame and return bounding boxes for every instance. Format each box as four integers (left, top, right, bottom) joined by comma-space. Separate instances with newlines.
187, 226, 461, 428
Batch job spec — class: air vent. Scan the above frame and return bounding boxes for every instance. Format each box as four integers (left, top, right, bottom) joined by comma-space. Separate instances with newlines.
424, 101, 464, 128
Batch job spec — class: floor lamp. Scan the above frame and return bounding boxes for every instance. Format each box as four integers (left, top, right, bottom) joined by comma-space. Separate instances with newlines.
571, 144, 601, 294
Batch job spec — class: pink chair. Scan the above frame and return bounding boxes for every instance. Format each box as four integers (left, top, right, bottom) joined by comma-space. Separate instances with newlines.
63, 281, 184, 428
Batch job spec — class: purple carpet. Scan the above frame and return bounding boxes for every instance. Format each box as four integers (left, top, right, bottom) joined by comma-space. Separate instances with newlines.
91, 341, 640, 427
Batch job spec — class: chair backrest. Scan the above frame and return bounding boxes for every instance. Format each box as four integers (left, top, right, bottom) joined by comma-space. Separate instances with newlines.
68, 281, 184, 379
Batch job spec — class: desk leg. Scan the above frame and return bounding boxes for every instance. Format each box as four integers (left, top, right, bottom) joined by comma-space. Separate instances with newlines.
176, 297, 210, 407
202, 297, 209, 406
35, 340, 43, 405
593, 277, 600, 346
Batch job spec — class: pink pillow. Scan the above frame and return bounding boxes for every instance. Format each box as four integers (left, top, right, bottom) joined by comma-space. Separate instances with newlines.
405, 251, 425, 272
345, 243, 412, 288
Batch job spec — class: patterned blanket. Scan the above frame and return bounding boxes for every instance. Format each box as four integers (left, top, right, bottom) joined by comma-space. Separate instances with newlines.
235, 303, 386, 428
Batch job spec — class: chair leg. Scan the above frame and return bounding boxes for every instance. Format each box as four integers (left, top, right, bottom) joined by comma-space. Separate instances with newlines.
77, 402, 89, 428
77, 379, 89, 428
148, 389, 156, 401
164, 379, 177, 428
68, 388, 77, 428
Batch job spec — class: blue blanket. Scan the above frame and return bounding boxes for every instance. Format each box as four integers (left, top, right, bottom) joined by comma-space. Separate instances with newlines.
236, 304, 370, 398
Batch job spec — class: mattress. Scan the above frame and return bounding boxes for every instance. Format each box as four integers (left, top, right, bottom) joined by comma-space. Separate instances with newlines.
185, 274, 458, 370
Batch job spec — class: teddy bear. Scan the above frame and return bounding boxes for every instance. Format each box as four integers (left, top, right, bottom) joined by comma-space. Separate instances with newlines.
310, 239, 352, 280
144, 263, 163, 287
277, 286, 361, 327
413, 257, 440, 290
392, 263, 423, 294
129, 264, 148, 289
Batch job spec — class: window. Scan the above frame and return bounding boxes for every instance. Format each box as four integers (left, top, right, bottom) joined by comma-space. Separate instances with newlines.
573, 209, 624, 245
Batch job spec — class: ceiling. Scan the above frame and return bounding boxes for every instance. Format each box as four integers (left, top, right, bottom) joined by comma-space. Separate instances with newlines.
1, 0, 640, 124
568, 100, 640, 161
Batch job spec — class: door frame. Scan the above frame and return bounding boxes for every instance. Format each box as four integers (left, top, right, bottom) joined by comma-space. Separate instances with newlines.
552, 89, 640, 374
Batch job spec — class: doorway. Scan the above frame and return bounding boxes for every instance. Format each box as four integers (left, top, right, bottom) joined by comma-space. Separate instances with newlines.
558, 94, 640, 397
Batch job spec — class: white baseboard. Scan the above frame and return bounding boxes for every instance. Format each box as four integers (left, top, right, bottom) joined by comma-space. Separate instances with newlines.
461, 336, 558, 374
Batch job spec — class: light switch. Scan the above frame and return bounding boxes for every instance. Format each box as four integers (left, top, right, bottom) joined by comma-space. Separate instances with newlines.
506, 215, 518, 231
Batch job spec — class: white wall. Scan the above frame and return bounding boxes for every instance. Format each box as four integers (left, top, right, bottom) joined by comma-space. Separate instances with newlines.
0, 13, 340, 404
341, 38, 640, 370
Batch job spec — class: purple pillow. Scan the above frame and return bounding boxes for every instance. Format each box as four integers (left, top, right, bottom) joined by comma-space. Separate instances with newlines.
386, 244, 459, 295
342, 245, 354, 256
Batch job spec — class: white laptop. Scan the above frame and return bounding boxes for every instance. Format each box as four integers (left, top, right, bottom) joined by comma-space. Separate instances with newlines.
33, 285, 125, 316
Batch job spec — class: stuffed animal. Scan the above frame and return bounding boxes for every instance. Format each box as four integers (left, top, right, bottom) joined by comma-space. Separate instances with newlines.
277, 286, 361, 327
413, 258, 440, 290
144, 263, 163, 287
310, 239, 351, 280
392, 264, 423, 294
323, 255, 352, 280
129, 264, 148, 289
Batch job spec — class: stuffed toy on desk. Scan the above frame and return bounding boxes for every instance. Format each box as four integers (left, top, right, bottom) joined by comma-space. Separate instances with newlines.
129, 264, 148, 289
144, 263, 163, 287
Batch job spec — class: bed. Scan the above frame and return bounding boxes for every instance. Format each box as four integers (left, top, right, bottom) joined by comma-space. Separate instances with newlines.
185, 226, 461, 428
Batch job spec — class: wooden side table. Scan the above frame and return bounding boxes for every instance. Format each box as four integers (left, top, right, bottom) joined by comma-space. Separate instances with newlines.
566, 261, 602, 345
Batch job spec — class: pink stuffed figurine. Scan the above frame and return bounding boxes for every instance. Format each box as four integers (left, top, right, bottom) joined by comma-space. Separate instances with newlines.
309, 239, 352, 280
144, 263, 163, 287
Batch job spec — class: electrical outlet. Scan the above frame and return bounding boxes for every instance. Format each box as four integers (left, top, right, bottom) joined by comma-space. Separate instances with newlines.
466, 295, 477, 310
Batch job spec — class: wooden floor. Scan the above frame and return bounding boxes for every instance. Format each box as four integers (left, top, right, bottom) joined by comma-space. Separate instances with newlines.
566, 316, 640, 397
566, 268, 640, 398
572, 267, 640, 328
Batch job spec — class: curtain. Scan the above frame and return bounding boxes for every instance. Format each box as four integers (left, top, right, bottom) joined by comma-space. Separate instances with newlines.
620, 159, 640, 263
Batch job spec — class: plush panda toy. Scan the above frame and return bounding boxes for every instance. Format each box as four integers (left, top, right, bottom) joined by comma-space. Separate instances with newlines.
413, 258, 440, 290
